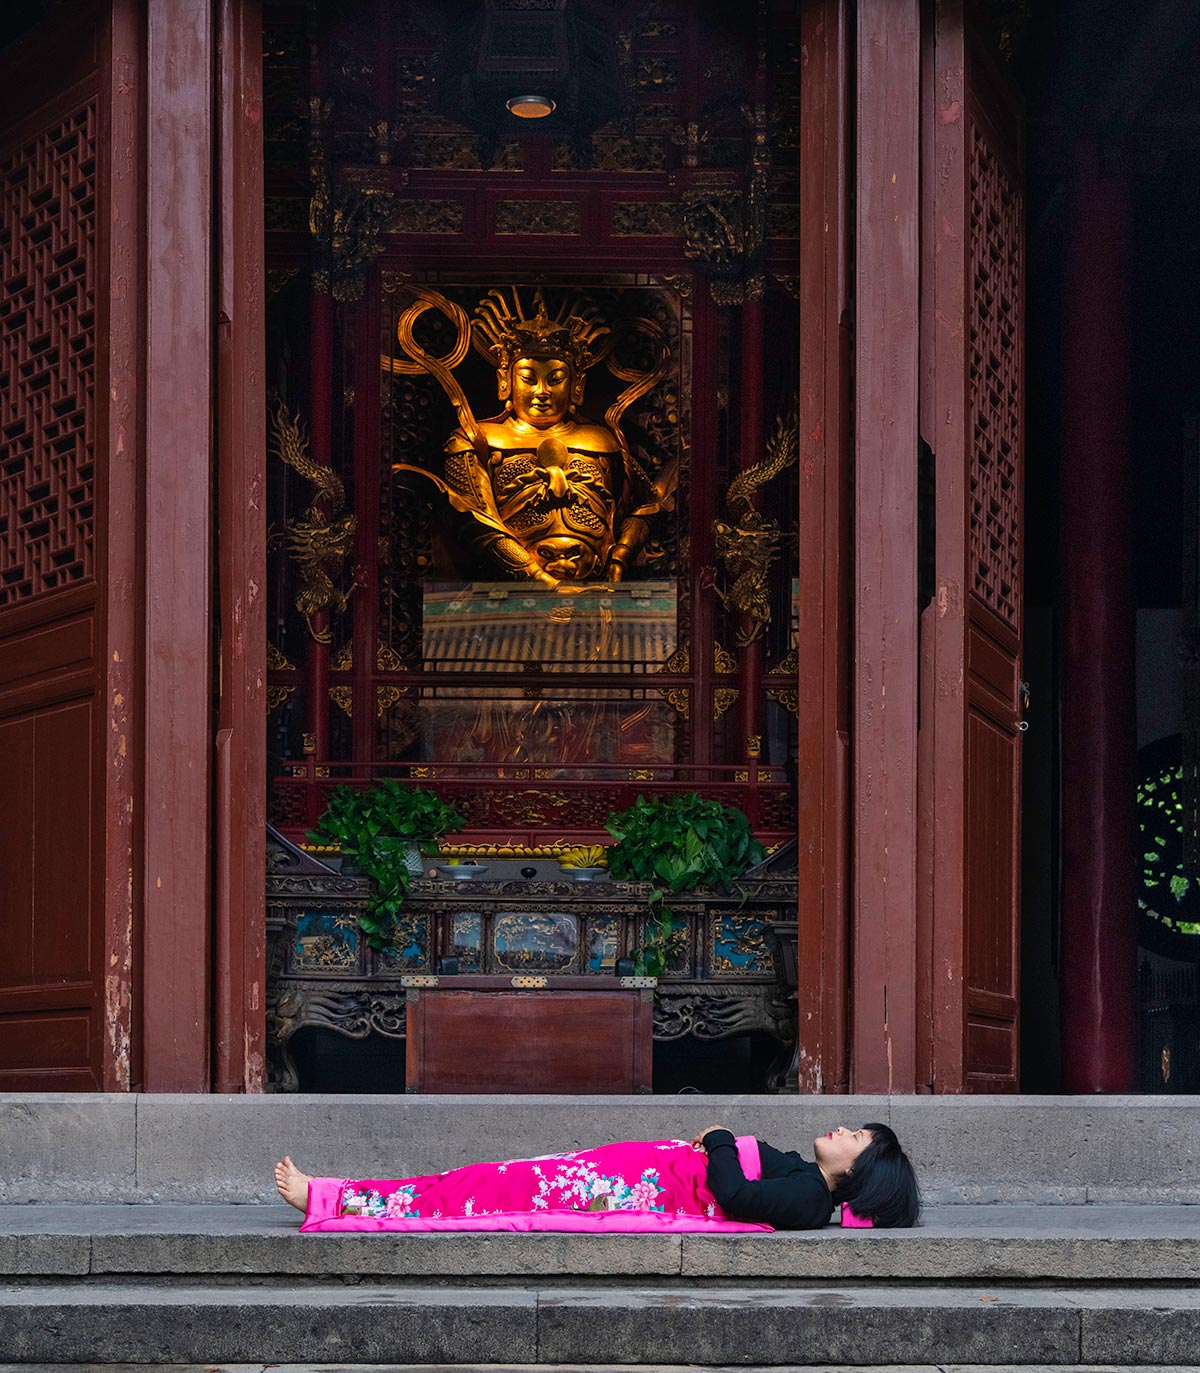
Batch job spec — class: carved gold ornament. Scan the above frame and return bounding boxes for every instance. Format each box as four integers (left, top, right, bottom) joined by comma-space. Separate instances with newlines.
266, 642, 297, 715
712, 402, 798, 645
268, 395, 357, 644
327, 639, 413, 721
713, 687, 740, 720
767, 648, 800, 717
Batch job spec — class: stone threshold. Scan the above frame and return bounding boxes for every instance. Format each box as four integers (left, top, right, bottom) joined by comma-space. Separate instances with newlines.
3, 1202, 1200, 1282
5, 1094, 1200, 1206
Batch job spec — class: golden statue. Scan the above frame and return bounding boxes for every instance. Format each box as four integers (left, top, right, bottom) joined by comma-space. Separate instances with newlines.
386, 285, 676, 586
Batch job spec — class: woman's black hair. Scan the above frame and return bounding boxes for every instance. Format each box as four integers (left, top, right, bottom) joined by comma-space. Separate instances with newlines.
831, 1122, 920, 1228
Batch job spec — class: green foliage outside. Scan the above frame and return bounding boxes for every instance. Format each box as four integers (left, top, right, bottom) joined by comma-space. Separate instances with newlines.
606, 792, 765, 976
1138, 762, 1200, 937
307, 781, 465, 948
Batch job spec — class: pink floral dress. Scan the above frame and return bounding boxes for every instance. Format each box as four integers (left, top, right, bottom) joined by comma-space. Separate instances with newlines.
301, 1136, 771, 1233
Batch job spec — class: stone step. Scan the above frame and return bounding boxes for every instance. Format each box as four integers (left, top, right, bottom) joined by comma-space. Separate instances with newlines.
4, 1202, 1200, 1282
2, 1281, 1199, 1366
5, 1093, 1199, 1205
9, 1367, 1200, 1373
5, 1364, 1194, 1373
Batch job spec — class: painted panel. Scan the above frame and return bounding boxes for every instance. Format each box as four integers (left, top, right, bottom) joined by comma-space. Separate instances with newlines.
450, 912, 484, 972
293, 910, 359, 974
377, 912, 430, 973
586, 915, 620, 973
709, 912, 773, 977
493, 911, 578, 974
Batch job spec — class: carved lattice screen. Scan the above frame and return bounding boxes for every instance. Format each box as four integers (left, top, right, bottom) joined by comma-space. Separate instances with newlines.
962, 94, 1024, 1091
0, 62, 103, 1091
968, 119, 1023, 634
0, 100, 97, 605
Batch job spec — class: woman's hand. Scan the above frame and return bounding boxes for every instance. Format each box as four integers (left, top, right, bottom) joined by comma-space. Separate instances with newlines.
691, 1125, 728, 1149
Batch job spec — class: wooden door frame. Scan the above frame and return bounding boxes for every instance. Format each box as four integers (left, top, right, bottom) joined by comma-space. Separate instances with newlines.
100, 0, 145, 1089
849, 0, 923, 1094
106, 0, 266, 1091
213, 0, 267, 1094
918, 0, 1025, 1093
794, 0, 854, 1092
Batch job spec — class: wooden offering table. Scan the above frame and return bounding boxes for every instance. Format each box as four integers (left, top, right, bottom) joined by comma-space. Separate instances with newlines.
403, 974, 655, 1094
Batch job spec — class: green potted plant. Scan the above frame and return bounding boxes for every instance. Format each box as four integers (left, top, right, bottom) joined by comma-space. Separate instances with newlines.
306, 780, 465, 949
605, 792, 765, 976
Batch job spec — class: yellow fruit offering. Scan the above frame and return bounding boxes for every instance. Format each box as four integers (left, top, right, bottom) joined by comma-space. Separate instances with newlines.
559, 845, 608, 869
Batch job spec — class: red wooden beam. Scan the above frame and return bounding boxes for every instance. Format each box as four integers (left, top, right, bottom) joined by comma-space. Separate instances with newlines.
1059, 158, 1136, 1093
304, 14, 333, 783
795, 0, 852, 1093
214, 0, 267, 1094
352, 272, 383, 768
852, 0, 921, 1094
99, 0, 145, 1092
919, 0, 971, 1093
737, 290, 765, 761
141, 0, 215, 1091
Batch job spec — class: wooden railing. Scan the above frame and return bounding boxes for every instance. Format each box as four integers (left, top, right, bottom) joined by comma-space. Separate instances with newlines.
270, 757, 797, 846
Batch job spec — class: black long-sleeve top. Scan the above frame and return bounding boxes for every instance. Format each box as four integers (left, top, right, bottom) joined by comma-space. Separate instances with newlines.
703, 1128, 835, 1229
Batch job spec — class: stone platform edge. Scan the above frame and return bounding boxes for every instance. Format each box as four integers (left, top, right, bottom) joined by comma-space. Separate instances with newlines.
2, 1093, 1198, 1204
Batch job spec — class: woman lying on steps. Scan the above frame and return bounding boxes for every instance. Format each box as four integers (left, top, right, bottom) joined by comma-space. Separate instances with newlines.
274, 1122, 920, 1233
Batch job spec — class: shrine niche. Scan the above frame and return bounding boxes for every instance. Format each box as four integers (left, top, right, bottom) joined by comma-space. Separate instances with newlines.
261, 0, 803, 1092
375, 275, 688, 772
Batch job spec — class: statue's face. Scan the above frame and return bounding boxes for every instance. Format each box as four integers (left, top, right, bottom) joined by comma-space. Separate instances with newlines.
510, 356, 572, 426
535, 537, 597, 580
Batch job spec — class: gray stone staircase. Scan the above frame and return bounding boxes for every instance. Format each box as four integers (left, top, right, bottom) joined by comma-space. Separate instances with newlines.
2, 1093, 1199, 1368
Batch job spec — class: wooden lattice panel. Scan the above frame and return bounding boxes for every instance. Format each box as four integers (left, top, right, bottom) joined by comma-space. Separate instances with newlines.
968, 117, 1023, 631
0, 100, 97, 606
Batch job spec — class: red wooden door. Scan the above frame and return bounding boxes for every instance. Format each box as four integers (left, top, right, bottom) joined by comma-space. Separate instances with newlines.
920, 2, 1025, 1092
0, 13, 112, 1088
0, 2, 268, 1092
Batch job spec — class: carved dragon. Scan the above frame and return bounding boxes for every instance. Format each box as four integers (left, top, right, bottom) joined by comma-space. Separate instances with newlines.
268, 394, 357, 643
712, 401, 798, 646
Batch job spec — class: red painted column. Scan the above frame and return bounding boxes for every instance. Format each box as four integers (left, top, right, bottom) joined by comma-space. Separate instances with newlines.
304, 19, 332, 800
1059, 162, 1137, 1092
351, 275, 382, 767
851, 0, 920, 1094
141, 0, 215, 1091
794, 0, 852, 1092
213, 0, 267, 1094
305, 285, 334, 767
737, 286, 766, 761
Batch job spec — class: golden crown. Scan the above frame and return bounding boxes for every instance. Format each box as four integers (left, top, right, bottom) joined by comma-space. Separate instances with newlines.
472, 287, 612, 376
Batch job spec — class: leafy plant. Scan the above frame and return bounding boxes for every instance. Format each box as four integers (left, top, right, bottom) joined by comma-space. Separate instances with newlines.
606, 793, 765, 976
307, 781, 465, 948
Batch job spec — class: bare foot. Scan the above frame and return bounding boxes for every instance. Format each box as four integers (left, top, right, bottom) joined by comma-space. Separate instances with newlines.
274, 1155, 312, 1213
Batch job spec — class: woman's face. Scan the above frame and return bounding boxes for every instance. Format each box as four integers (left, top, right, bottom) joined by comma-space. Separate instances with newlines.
813, 1125, 873, 1177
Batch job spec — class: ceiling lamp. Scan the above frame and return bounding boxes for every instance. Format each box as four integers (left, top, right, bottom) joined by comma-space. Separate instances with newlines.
439, 1, 628, 145
506, 94, 557, 120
